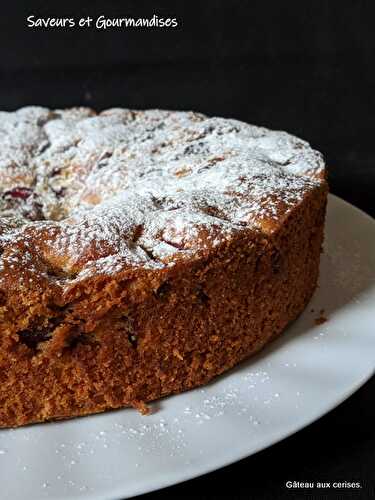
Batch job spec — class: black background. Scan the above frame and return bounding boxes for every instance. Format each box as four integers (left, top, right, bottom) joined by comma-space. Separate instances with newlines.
0, 1, 374, 499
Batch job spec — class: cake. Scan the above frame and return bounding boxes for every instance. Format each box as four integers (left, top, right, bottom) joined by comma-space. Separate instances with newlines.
0, 107, 327, 428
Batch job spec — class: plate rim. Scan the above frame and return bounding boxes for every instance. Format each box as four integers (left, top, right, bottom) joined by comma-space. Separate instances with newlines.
3, 194, 375, 500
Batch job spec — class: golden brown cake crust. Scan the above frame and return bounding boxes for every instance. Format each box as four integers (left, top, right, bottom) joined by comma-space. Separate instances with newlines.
0, 107, 328, 427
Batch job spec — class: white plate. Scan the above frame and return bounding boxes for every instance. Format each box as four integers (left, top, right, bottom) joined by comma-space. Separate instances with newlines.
0, 194, 374, 500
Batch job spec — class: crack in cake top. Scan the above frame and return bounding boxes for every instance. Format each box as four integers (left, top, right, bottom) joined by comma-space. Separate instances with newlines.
0, 106, 326, 285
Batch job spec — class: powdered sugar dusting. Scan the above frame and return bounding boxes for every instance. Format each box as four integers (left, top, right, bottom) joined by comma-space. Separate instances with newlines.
0, 107, 325, 285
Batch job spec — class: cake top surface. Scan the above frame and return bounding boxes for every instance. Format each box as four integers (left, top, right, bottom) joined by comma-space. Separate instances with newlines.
0, 107, 325, 289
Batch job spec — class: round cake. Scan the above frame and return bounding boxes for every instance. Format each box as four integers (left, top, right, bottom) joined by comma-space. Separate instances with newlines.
0, 107, 328, 427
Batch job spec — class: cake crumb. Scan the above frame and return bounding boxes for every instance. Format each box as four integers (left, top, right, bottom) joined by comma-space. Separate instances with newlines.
314, 309, 328, 325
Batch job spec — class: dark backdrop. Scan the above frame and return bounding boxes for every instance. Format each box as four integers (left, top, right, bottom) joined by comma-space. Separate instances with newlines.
0, 1, 374, 214
0, 1, 374, 499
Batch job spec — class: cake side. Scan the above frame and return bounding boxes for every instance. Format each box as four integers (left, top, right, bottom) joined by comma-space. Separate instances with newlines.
0, 182, 327, 427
